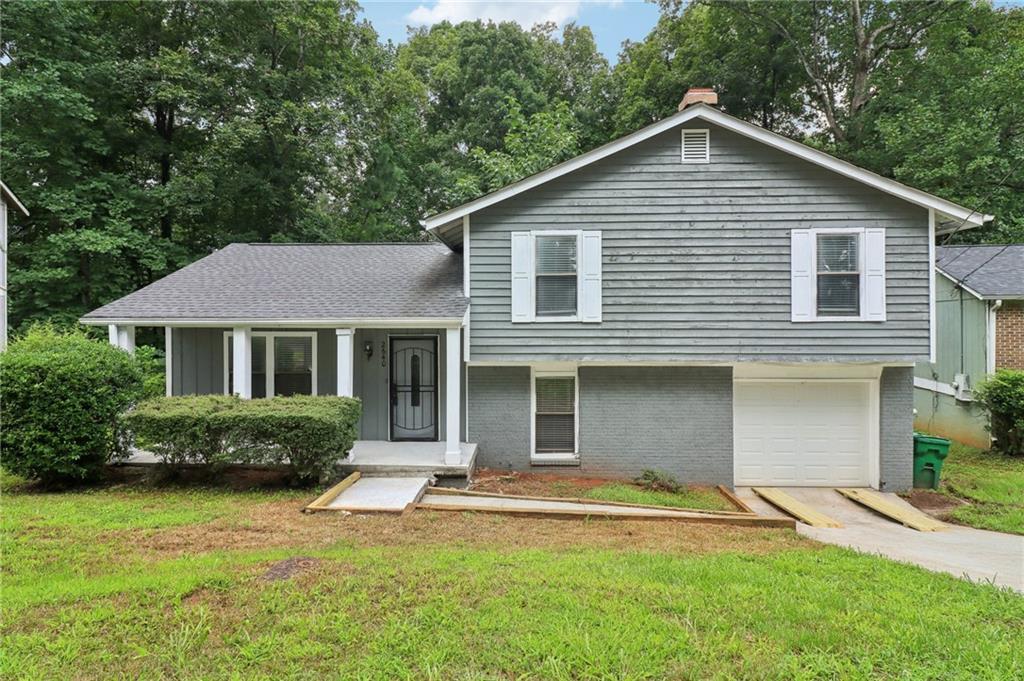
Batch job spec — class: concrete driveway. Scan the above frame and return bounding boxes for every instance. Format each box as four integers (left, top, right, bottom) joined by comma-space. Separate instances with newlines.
737, 487, 1024, 592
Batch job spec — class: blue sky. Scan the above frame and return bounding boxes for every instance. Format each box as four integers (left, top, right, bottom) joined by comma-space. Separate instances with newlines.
358, 1, 662, 63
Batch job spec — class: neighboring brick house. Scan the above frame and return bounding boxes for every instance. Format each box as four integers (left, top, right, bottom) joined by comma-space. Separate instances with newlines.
914, 245, 1024, 447
995, 300, 1024, 370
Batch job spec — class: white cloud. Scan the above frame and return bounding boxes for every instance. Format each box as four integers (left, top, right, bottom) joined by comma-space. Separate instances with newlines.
406, 1, 615, 30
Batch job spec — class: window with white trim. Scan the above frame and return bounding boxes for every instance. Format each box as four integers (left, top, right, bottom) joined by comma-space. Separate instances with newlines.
510, 231, 602, 323
533, 372, 577, 458
790, 227, 886, 322
536, 235, 577, 317
225, 332, 317, 396
816, 233, 860, 317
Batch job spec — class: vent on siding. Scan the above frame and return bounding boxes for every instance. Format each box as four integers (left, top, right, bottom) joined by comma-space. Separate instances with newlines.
681, 129, 710, 164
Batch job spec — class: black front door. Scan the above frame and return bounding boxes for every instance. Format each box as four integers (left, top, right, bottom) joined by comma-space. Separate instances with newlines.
389, 337, 438, 441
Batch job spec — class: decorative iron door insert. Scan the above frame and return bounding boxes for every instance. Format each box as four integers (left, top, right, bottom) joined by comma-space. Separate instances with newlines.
389, 337, 438, 441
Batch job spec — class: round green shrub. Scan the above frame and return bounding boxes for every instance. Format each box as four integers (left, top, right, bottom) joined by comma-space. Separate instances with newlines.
975, 369, 1024, 456
0, 326, 144, 484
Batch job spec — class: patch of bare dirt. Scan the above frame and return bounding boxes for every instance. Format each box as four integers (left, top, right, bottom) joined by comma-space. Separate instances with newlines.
262, 556, 321, 581
131, 496, 808, 560
904, 489, 968, 518
470, 468, 630, 497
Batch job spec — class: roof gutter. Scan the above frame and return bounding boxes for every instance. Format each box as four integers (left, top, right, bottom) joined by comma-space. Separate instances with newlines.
79, 317, 466, 329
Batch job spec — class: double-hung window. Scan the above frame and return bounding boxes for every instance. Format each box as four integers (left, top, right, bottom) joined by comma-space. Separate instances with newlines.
816, 233, 860, 317
790, 227, 886, 322
535, 235, 578, 318
533, 371, 577, 458
510, 230, 602, 323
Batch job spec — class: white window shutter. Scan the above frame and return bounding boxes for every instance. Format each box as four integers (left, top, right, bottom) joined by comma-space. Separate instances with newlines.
510, 232, 534, 322
791, 229, 813, 322
579, 231, 602, 322
864, 228, 887, 321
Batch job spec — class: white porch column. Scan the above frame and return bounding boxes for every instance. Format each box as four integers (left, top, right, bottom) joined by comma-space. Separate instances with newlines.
232, 326, 252, 399
164, 326, 173, 396
445, 326, 461, 465
335, 329, 354, 397
107, 324, 135, 354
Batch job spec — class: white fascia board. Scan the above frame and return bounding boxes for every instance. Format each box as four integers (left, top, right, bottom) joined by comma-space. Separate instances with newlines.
0, 180, 29, 216
79, 317, 466, 329
422, 104, 991, 231
936, 268, 985, 300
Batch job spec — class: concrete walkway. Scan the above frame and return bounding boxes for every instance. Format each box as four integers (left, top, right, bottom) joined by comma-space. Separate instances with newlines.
738, 487, 1024, 592
327, 477, 430, 512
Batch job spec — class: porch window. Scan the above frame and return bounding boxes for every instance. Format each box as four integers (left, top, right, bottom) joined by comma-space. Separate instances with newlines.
225, 332, 317, 396
533, 373, 577, 456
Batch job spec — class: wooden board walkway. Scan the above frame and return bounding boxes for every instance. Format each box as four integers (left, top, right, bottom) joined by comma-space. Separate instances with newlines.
752, 487, 843, 528
417, 491, 795, 528
836, 488, 947, 532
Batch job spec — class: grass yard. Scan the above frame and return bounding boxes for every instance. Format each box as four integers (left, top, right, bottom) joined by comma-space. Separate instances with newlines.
2, 475, 1023, 680
470, 469, 735, 511
931, 441, 1024, 535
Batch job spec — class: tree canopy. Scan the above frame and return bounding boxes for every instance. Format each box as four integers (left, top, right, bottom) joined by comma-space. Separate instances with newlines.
2, 0, 1021, 331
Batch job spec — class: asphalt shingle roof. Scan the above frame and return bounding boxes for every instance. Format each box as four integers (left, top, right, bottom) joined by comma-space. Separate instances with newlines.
936, 245, 1024, 299
82, 243, 468, 322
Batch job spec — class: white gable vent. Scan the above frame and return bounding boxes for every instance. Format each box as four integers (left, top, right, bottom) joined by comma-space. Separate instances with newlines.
681, 129, 710, 164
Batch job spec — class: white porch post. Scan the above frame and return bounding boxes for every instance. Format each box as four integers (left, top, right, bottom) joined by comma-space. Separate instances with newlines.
164, 326, 173, 396
445, 326, 461, 465
232, 326, 252, 399
107, 324, 135, 354
336, 329, 354, 397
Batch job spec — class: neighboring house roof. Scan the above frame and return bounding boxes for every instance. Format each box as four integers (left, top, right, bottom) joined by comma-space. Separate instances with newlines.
936, 245, 1024, 300
80, 243, 468, 324
423, 103, 992, 241
0, 180, 29, 216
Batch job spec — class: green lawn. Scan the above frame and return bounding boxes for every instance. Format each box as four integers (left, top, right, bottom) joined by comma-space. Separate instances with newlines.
2, 476, 1022, 680
938, 441, 1024, 535
582, 482, 733, 511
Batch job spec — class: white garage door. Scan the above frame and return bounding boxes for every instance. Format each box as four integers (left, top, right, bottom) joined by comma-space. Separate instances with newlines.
734, 381, 872, 486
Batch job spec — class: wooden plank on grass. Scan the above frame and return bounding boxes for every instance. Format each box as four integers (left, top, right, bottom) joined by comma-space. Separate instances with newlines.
717, 485, 755, 514
836, 488, 947, 532
752, 488, 843, 528
426, 486, 755, 516
416, 499, 795, 528
303, 472, 361, 513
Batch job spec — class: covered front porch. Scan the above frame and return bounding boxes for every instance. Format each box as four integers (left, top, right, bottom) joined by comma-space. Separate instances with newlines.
106, 321, 474, 474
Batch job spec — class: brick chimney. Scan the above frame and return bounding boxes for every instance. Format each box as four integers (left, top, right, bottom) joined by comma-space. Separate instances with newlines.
678, 87, 718, 111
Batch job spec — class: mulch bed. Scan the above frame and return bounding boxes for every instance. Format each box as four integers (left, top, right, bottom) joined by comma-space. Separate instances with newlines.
470, 469, 618, 497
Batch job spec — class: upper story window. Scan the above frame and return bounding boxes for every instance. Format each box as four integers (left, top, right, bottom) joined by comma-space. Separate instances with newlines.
510, 230, 602, 323
816, 233, 860, 317
536, 235, 578, 317
791, 227, 886, 323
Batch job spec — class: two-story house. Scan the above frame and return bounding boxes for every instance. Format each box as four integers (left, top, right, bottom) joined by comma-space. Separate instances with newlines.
81, 90, 991, 491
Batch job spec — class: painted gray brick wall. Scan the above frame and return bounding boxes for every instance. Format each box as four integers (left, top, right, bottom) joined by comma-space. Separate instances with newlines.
467, 366, 533, 469
880, 366, 914, 492
467, 365, 733, 484
578, 366, 733, 483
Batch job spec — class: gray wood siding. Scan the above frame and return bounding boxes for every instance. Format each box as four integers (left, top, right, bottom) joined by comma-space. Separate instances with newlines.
468, 122, 930, 362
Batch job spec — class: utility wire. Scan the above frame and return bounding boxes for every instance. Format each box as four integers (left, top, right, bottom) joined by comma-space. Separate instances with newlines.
939, 156, 1024, 246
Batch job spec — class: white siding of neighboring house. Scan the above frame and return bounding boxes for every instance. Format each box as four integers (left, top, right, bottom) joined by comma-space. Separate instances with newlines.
1, 198, 7, 351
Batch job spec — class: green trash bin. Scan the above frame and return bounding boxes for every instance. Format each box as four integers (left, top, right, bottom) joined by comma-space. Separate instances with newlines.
913, 433, 951, 490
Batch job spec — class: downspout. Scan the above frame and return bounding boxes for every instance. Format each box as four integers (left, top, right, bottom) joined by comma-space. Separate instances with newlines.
989, 300, 1003, 374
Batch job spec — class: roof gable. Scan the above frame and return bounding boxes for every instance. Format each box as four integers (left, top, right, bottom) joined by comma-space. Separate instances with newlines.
423, 104, 991, 237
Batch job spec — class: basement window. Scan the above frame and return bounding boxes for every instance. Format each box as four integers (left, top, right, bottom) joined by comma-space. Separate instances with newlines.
533, 372, 578, 459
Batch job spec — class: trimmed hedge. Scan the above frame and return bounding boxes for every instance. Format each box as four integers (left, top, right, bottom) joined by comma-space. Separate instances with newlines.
975, 369, 1024, 456
124, 395, 362, 482
0, 326, 144, 484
